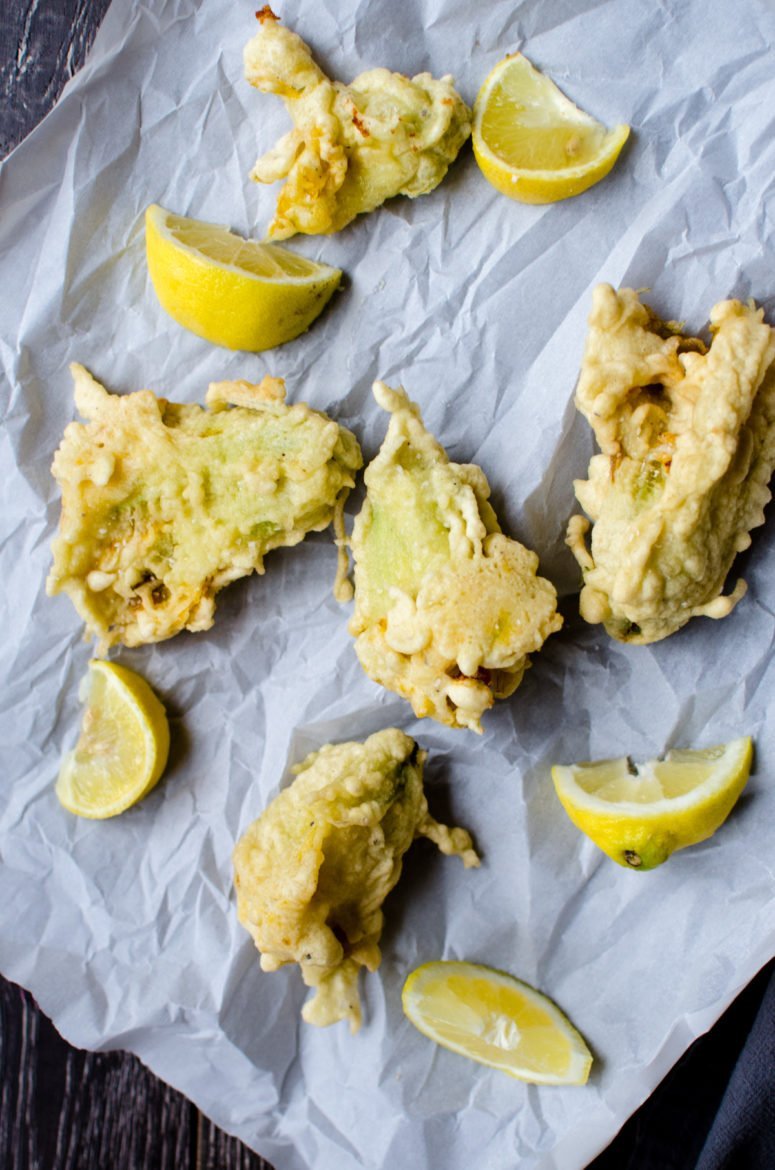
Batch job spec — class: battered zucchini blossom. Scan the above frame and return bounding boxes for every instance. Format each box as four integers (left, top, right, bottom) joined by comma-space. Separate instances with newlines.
233, 728, 478, 1032
349, 383, 562, 732
47, 365, 361, 649
567, 285, 775, 643
244, 8, 471, 238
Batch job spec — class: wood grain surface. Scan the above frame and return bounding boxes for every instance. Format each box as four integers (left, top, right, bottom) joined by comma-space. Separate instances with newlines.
0, 0, 111, 157
0, 977, 270, 1170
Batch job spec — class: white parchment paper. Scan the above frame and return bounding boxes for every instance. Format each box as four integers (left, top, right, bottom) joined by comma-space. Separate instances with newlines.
1, 1, 774, 1167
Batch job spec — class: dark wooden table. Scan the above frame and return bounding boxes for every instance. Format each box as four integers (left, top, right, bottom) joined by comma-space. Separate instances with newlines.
1, 5, 773, 1169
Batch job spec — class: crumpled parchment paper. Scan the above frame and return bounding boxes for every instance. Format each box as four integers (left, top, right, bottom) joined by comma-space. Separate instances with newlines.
1, 1, 774, 1167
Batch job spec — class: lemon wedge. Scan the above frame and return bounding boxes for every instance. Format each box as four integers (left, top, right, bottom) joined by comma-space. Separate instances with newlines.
551, 737, 753, 870
402, 960, 592, 1085
472, 54, 630, 203
56, 660, 170, 819
145, 204, 342, 351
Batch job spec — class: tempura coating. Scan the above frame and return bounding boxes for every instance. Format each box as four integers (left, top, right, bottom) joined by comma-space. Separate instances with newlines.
233, 728, 478, 1032
244, 8, 471, 239
567, 285, 775, 643
47, 365, 362, 649
349, 383, 562, 732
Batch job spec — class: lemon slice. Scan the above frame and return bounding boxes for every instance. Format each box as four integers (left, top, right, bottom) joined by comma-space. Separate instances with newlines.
145, 204, 342, 351
402, 961, 592, 1085
56, 660, 170, 819
472, 54, 630, 203
551, 737, 753, 870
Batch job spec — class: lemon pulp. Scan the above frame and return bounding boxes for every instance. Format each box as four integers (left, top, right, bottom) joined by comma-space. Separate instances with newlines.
472, 54, 630, 203
145, 204, 342, 351
402, 960, 592, 1084
551, 737, 753, 869
56, 660, 170, 819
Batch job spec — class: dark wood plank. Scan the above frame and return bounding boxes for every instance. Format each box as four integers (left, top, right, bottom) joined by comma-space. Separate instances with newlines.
0, 0, 112, 158
196, 1112, 274, 1170
0, 977, 274, 1170
1, 977, 193, 1170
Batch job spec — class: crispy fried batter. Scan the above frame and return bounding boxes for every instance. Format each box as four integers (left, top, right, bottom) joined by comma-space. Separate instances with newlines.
567, 285, 775, 643
47, 364, 362, 649
349, 383, 562, 732
233, 728, 478, 1032
244, 10, 471, 238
